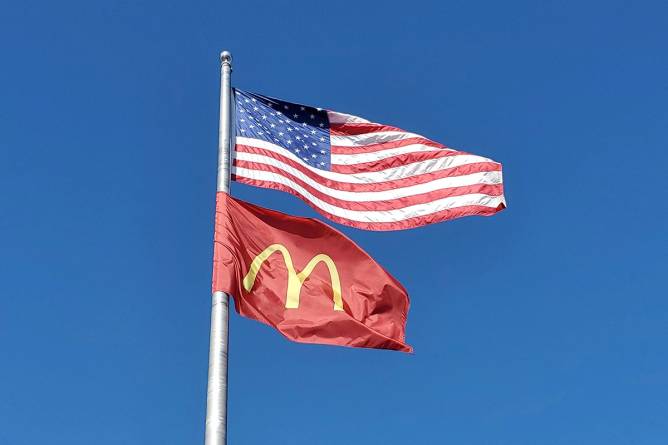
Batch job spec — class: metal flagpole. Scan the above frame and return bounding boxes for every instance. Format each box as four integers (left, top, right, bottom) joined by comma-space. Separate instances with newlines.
205, 50, 232, 445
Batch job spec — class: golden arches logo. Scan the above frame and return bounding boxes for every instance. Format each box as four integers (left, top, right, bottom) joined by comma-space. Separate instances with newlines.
242, 244, 344, 311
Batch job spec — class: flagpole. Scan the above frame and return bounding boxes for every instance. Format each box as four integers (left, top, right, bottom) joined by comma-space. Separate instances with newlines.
205, 50, 232, 445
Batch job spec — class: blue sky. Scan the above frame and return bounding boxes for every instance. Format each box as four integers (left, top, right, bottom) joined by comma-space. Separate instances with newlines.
1, 1, 667, 444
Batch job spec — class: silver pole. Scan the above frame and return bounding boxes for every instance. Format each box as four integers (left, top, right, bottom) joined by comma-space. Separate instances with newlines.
205, 50, 233, 445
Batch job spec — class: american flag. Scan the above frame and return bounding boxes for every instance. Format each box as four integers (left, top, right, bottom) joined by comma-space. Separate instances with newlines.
232, 89, 506, 231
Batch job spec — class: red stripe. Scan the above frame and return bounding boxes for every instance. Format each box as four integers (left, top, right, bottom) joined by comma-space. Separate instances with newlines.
331, 137, 447, 154
331, 149, 472, 174
329, 122, 404, 135
232, 176, 506, 231
234, 143, 501, 192
233, 162, 504, 211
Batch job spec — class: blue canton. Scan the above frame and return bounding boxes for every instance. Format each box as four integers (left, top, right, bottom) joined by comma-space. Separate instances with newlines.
234, 89, 331, 171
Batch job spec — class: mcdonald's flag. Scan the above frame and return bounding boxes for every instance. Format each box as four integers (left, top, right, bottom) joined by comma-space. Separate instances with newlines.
212, 193, 412, 352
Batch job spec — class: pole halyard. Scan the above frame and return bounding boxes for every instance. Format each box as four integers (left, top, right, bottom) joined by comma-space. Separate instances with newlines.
216, 51, 233, 194
205, 50, 233, 445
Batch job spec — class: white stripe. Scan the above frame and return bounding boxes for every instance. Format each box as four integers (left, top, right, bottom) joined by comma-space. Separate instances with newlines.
235, 137, 496, 183
326, 110, 370, 124
233, 169, 504, 223
330, 130, 424, 147
233, 161, 502, 202
331, 143, 456, 166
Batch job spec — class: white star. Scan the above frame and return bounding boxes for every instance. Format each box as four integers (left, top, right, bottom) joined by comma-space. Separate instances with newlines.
249, 124, 255, 128
240, 119, 245, 122
311, 142, 316, 146
300, 106, 305, 111
319, 162, 325, 166
301, 122, 307, 127
295, 135, 301, 140
287, 127, 293, 132
310, 129, 316, 134
286, 140, 292, 145
245, 99, 250, 103
240, 128, 246, 133
257, 131, 263, 135
278, 132, 284, 136
251, 98, 257, 102
284, 105, 289, 110
319, 137, 325, 142
319, 122, 324, 127
261, 115, 267, 120
295, 148, 300, 153
304, 144, 309, 149
270, 123, 276, 128
293, 113, 299, 119
303, 157, 308, 161
320, 150, 325, 154
310, 114, 315, 119
311, 154, 317, 158
253, 106, 259, 111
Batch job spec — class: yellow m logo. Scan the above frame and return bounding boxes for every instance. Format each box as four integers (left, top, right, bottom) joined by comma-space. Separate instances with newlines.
242, 244, 344, 311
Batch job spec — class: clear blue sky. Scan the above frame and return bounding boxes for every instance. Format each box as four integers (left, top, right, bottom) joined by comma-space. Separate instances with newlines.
1, 1, 666, 444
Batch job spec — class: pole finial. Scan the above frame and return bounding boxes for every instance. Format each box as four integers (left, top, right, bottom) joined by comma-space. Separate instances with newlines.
220, 51, 232, 65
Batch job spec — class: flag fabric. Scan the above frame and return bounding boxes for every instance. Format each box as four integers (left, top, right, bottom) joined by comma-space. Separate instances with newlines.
232, 89, 506, 231
212, 193, 412, 352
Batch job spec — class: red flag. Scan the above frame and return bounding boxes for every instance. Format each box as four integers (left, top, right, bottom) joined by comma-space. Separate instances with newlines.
212, 193, 411, 352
